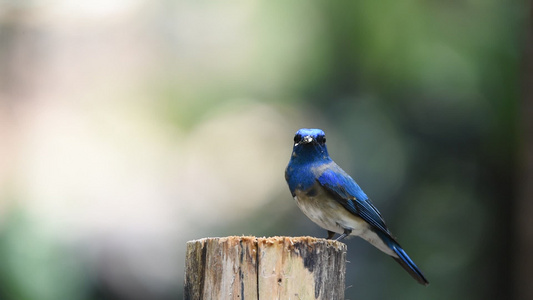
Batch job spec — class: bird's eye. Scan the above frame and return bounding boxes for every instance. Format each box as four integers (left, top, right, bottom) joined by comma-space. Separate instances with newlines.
294, 134, 302, 143
316, 135, 326, 144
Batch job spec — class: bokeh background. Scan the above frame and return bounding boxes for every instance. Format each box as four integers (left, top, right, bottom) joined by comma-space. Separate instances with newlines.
0, 1, 531, 299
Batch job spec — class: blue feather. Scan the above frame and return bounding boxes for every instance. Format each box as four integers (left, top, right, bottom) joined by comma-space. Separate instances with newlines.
377, 231, 429, 286
317, 168, 390, 235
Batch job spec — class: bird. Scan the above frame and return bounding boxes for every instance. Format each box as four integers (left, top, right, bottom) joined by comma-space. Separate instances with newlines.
285, 128, 429, 286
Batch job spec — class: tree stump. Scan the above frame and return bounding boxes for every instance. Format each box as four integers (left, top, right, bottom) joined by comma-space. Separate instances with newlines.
184, 236, 347, 300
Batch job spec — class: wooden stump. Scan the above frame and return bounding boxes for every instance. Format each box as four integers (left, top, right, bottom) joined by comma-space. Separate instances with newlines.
184, 236, 347, 300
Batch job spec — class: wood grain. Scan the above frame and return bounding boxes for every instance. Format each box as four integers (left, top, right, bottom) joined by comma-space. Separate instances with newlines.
184, 236, 347, 300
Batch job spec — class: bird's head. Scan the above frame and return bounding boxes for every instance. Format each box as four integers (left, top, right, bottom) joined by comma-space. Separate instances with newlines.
291, 128, 330, 161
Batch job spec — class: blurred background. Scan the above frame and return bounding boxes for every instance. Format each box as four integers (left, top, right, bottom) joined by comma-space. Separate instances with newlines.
0, 1, 530, 299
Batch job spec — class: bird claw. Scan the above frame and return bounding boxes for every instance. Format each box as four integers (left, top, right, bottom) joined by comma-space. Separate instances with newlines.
335, 228, 352, 241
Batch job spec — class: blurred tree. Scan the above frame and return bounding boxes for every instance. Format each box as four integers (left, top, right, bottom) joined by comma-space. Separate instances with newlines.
515, 2, 533, 299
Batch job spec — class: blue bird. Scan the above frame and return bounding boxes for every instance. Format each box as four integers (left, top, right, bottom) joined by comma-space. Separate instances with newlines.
285, 128, 429, 286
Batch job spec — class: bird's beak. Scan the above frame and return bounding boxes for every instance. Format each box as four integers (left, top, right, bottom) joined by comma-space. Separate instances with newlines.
296, 135, 313, 145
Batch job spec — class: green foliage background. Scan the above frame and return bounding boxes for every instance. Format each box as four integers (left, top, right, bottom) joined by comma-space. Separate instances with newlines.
0, 1, 527, 299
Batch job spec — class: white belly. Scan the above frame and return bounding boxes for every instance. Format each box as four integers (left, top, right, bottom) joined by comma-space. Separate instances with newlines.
293, 188, 397, 257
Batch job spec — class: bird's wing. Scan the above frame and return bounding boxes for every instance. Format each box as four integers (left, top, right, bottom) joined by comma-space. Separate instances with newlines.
317, 167, 391, 235
317, 167, 428, 285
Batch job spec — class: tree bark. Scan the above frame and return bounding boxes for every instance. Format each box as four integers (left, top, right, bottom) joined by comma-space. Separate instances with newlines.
184, 236, 347, 300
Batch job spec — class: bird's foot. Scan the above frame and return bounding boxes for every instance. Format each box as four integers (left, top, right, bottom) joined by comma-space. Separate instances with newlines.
335, 228, 352, 241
326, 231, 336, 240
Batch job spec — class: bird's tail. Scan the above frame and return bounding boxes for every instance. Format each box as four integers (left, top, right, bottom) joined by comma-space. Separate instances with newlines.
377, 232, 429, 286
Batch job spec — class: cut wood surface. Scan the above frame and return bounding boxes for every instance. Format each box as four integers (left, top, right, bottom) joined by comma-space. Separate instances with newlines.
184, 236, 347, 300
